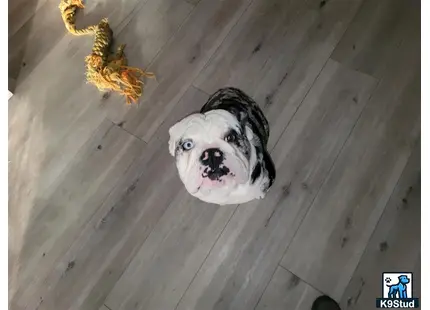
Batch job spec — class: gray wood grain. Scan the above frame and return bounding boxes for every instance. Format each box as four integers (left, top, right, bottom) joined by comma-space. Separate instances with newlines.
184, 0, 202, 6
117, 0, 254, 142
193, 0, 363, 151
8, 0, 47, 38
331, 0, 420, 78
175, 59, 376, 310
9, 119, 146, 310
100, 0, 194, 122
8, 0, 193, 221
104, 190, 236, 310
255, 266, 322, 310
8, 0, 421, 309
8, 0, 152, 87
280, 25, 420, 300
11, 87, 208, 310
339, 141, 420, 309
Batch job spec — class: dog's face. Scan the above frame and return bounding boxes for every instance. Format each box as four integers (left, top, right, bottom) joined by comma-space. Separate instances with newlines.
398, 275, 410, 285
169, 109, 255, 196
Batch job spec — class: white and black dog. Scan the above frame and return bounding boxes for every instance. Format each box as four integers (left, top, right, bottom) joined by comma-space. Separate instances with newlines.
168, 87, 276, 205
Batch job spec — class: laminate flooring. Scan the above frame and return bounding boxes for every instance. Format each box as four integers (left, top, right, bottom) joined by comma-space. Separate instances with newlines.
8, 0, 421, 309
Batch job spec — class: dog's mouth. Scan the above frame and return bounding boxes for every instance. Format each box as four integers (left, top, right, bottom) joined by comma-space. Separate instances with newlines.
195, 165, 234, 190
193, 159, 247, 194
180, 149, 249, 195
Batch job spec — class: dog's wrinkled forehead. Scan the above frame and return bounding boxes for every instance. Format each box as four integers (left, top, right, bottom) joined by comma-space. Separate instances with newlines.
168, 110, 241, 155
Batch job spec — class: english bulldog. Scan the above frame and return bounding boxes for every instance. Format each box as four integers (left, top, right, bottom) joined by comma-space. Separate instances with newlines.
168, 87, 276, 205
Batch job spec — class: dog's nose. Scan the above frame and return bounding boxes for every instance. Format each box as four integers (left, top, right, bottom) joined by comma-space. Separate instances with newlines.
200, 148, 224, 168
200, 148, 230, 180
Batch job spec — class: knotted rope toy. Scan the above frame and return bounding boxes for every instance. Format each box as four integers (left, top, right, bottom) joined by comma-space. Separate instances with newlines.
59, 0, 154, 104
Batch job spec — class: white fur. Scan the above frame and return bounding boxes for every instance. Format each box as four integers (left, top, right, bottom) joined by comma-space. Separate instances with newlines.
168, 110, 267, 205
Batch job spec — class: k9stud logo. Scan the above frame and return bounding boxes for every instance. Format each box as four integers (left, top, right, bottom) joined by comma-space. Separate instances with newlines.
376, 272, 419, 308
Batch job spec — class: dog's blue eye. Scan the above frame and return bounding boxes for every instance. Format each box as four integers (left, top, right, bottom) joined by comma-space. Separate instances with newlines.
182, 140, 194, 150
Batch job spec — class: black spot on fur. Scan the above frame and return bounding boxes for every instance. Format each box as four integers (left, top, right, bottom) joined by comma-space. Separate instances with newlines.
251, 162, 262, 183
319, 0, 327, 8
201, 87, 276, 192
262, 149, 276, 190
200, 87, 270, 146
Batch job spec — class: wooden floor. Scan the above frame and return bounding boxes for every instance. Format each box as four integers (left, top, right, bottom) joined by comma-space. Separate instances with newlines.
8, 0, 421, 309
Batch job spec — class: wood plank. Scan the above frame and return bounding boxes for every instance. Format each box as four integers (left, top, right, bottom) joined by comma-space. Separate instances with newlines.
339, 142, 420, 309
116, 0, 255, 142
104, 190, 235, 310
9, 119, 146, 310
8, 0, 192, 217
195, 0, 360, 95
8, 0, 48, 38
192, 0, 363, 150
331, 0, 420, 78
255, 266, 322, 310
15, 87, 208, 310
185, 0, 202, 6
175, 60, 376, 310
280, 26, 420, 300
8, 0, 150, 85
97, 0, 194, 120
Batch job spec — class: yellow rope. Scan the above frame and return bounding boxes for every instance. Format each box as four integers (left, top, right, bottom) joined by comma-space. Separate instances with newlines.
59, 0, 154, 104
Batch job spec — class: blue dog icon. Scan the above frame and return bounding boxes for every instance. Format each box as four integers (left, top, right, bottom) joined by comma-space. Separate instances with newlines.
387, 275, 410, 298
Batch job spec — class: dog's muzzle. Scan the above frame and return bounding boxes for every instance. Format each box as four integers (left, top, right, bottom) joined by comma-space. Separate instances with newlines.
200, 148, 230, 180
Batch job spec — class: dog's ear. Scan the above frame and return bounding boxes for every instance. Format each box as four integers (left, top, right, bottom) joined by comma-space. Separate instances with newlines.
168, 113, 201, 156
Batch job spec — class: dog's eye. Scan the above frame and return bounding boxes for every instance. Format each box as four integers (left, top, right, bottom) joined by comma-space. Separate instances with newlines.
225, 133, 236, 143
182, 139, 194, 151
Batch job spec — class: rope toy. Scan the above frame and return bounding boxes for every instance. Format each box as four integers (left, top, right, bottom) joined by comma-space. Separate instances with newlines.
59, 0, 154, 104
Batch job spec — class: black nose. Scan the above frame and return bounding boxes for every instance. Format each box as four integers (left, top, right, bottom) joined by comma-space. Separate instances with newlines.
200, 148, 230, 180
200, 148, 224, 168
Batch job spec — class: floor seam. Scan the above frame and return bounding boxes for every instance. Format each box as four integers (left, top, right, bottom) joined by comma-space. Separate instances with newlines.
107, 117, 148, 144
278, 264, 326, 295
103, 303, 114, 310
173, 204, 240, 310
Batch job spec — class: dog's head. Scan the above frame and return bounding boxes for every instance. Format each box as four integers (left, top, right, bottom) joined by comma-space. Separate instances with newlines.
168, 109, 255, 196
398, 275, 410, 285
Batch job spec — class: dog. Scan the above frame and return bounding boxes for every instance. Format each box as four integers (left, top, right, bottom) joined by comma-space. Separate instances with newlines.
387, 275, 410, 298
168, 87, 276, 205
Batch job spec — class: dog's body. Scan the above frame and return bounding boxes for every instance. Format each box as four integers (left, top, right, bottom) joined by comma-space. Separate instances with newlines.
387, 275, 410, 298
168, 87, 275, 205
